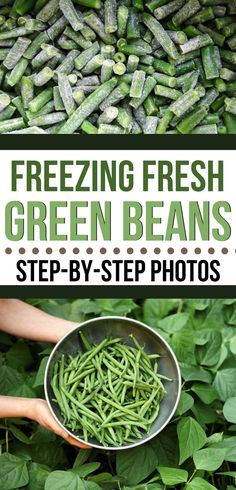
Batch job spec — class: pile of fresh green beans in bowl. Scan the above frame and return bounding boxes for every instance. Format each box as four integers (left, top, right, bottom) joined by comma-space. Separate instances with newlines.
44, 316, 181, 449
0, 0, 236, 134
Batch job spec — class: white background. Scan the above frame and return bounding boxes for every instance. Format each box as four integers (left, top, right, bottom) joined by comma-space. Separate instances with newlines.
0, 149, 235, 285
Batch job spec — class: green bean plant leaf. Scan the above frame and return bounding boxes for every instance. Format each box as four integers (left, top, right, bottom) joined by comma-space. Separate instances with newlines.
0, 453, 29, 490
193, 448, 226, 472
45, 471, 88, 490
177, 417, 207, 464
185, 477, 218, 490
116, 445, 158, 485
157, 466, 188, 485
223, 398, 236, 423
0, 298, 236, 490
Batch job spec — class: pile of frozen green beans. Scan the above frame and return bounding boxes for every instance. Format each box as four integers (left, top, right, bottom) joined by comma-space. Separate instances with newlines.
0, 0, 236, 134
51, 334, 167, 446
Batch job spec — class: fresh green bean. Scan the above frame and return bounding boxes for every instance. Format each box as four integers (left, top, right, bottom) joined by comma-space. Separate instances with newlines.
51, 335, 168, 446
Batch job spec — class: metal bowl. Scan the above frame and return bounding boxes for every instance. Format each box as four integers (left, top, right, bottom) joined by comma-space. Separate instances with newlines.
44, 316, 181, 450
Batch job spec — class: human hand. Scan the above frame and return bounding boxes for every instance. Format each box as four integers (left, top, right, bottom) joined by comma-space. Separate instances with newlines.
29, 398, 90, 448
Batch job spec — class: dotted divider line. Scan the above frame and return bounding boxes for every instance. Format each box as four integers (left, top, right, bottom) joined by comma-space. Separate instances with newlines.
3, 247, 232, 255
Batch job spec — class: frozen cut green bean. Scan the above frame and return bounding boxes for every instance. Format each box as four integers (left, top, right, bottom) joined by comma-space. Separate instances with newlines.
58, 72, 76, 116
8, 57, 28, 86
74, 42, 99, 70
202, 45, 220, 80
3, 36, 31, 69
29, 111, 66, 126
28, 86, 53, 112
155, 0, 185, 20
177, 106, 208, 133
0, 92, 10, 111
180, 34, 212, 54
225, 97, 236, 115
117, 4, 128, 38
100, 80, 129, 110
0, 116, 25, 132
98, 105, 118, 123
142, 13, 179, 59
105, 0, 117, 34
0, 0, 235, 134
169, 86, 204, 117
0, 103, 15, 120
81, 119, 98, 133
172, 0, 201, 27
144, 115, 158, 133
113, 61, 126, 75
130, 75, 156, 108
36, 0, 59, 22
58, 78, 117, 133
130, 69, 145, 97
59, 0, 83, 32
32, 66, 54, 86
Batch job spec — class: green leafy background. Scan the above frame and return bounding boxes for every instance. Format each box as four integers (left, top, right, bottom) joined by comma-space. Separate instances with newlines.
0, 298, 236, 490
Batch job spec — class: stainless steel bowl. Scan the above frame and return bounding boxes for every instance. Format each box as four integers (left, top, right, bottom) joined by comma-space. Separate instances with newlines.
44, 316, 181, 450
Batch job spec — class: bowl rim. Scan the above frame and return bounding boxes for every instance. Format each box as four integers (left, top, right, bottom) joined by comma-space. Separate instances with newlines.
44, 315, 182, 450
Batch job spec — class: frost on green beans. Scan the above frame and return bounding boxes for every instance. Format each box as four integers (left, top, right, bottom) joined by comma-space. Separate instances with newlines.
0, 0, 236, 133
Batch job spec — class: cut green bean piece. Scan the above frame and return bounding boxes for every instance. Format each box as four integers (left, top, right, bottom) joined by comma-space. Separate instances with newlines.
58, 72, 76, 116
59, 0, 83, 31
81, 118, 98, 133
21, 75, 34, 108
144, 115, 158, 133
75, 42, 99, 70
186, 6, 214, 25
0, 26, 31, 40
101, 58, 115, 83
169, 86, 204, 117
202, 45, 220, 80
192, 123, 217, 134
117, 106, 132, 129
100, 80, 129, 111
28, 86, 53, 113
155, 84, 181, 100
84, 11, 116, 44
0, 116, 25, 132
58, 78, 117, 133
36, 0, 59, 22
127, 8, 140, 40
98, 123, 125, 133
180, 34, 212, 55
130, 75, 156, 108
3, 36, 31, 69
82, 53, 104, 75
32, 66, 54, 86
154, 0, 185, 20
105, 0, 117, 34
153, 58, 176, 76
0, 92, 10, 111
142, 13, 179, 59
29, 111, 66, 126
113, 62, 126, 76
225, 97, 236, 115
8, 57, 28, 86
117, 5, 128, 38
47, 16, 68, 41
153, 72, 176, 88
198, 23, 225, 47
0, 103, 15, 120
130, 69, 145, 97
177, 106, 207, 133
172, 0, 201, 27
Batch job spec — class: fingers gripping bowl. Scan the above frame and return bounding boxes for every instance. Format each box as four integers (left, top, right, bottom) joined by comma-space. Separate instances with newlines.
44, 316, 181, 450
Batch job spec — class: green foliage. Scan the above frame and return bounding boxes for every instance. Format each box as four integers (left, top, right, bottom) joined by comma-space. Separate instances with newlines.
0, 298, 236, 490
